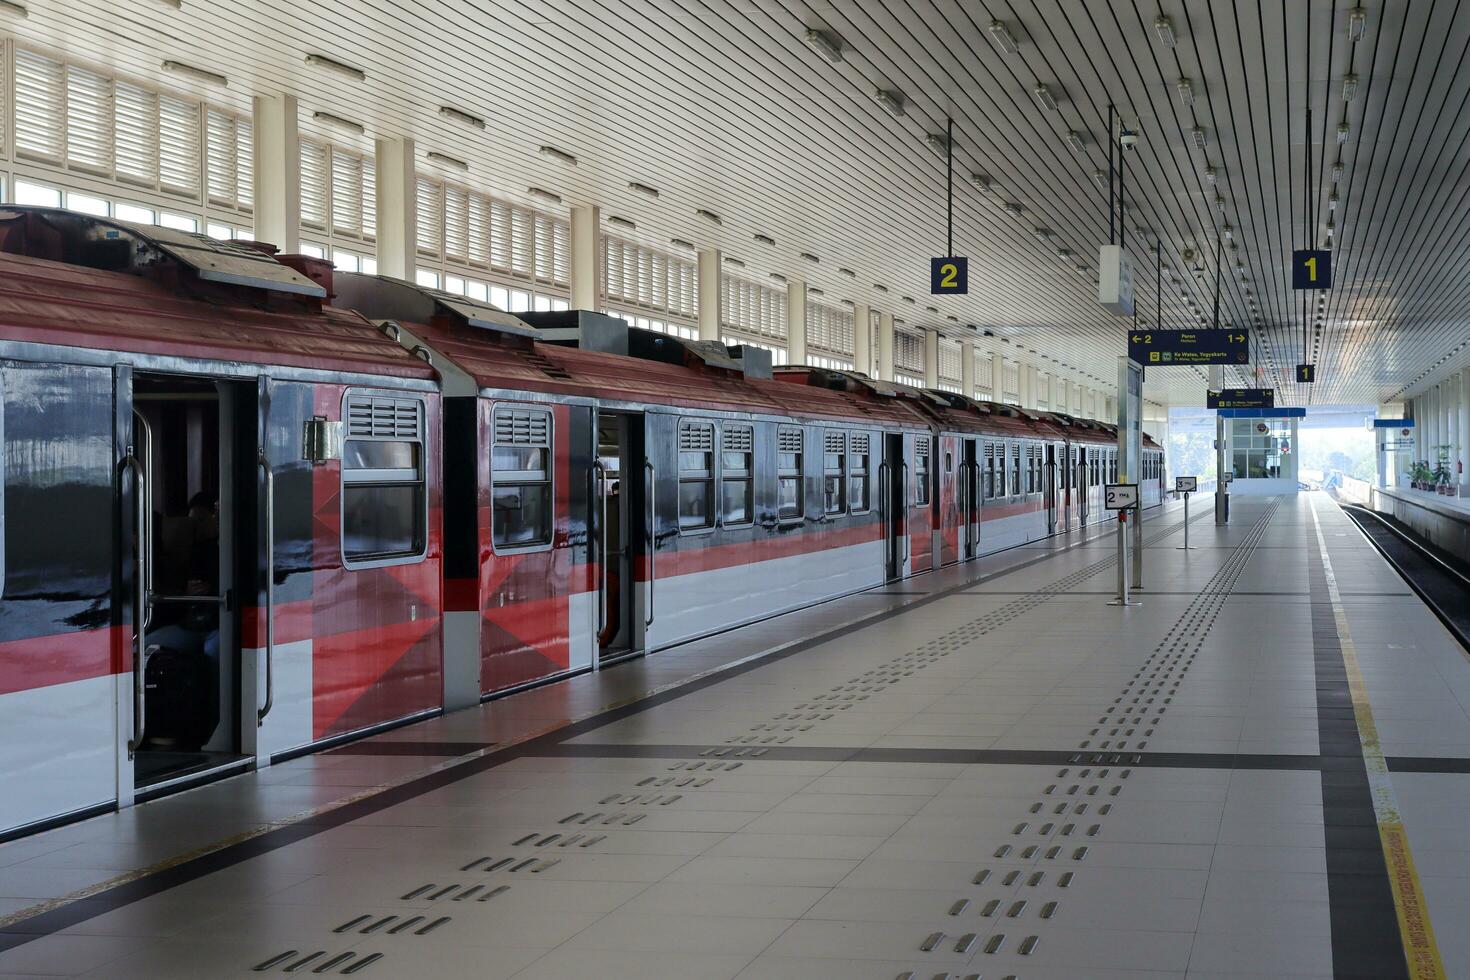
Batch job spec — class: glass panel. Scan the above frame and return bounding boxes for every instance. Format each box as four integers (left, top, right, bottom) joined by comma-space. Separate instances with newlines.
15, 180, 62, 207
678, 480, 713, 529
824, 475, 844, 514
65, 191, 109, 216
159, 212, 197, 232
492, 483, 551, 547
115, 203, 155, 223
345, 440, 419, 471
509, 289, 531, 313
721, 479, 752, 524
343, 484, 424, 560
849, 475, 869, 512
493, 445, 548, 475
778, 478, 800, 519
415, 268, 440, 288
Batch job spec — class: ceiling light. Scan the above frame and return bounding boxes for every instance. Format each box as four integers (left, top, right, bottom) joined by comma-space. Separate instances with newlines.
305, 53, 365, 81
1034, 226, 1052, 240
1342, 74, 1359, 102
810, 287, 826, 297
770, 272, 787, 283
538, 145, 577, 165
1332, 163, 1345, 181
874, 284, 889, 293
1091, 168, 1107, 190
162, 60, 226, 86
1336, 122, 1351, 143
1348, 5, 1366, 40
1033, 83, 1059, 112
1065, 130, 1084, 151
1056, 247, 1072, 257
1075, 264, 1089, 273
1223, 223, 1234, 240
721, 255, 744, 266
902, 296, 916, 304
838, 267, 857, 277
987, 19, 1019, 53
312, 111, 363, 134
926, 305, 939, 314
754, 233, 776, 246
1177, 77, 1195, 107
607, 215, 636, 230
970, 173, 992, 191
947, 315, 959, 322
1328, 190, 1339, 211
1204, 165, 1218, 184
1154, 15, 1177, 47
696, 208, 722, 225
804, 28, 843, 63
151, 0, 181, 7
527, 186, 561, 203
1004, 202, 1024, 216
428, 151, 468, 170
1191, 126, 1207, 150
1215, 194, 1226, 213
628, 181, 660, 198
926, 133, 950, 157
800, 252, 820, 263
873, 89, 906, 118
439, 106, 485, 130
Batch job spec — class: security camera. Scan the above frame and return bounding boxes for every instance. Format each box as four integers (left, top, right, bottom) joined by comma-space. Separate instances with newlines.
1118, 127, 1139, 150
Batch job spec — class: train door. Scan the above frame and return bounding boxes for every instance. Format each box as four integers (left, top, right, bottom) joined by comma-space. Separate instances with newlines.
124, 372, 251, 799
1076, 447, 1090, 525
594, 411, 643, 665
961, 439, 980, 559
880, 432, 906, 580
1045, 443, 1058, 534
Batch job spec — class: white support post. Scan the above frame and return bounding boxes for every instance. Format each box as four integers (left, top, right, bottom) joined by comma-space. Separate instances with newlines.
1212, 366, 1228, 524
1460, 370, 1470, 494
853, 302, 872, 376
960, 339, 975, 397
697, 250, 721, 342
569, 205, 601, 311
992, 352, 1006, 403
876, 311, 895, 381
787, 279, 807, 365
374, 136, 417, 280
923, 329, 940, 388
252, 94, 300, 254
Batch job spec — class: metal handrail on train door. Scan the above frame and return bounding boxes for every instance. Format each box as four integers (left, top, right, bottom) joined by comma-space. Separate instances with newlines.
643, 459, 655, 629
899, 460, 911, 566
122, 450, 149, 757
591, 459, 608, 636
132, 411, 155, 626
877, 461, 892, 571
256, 448, 275, 726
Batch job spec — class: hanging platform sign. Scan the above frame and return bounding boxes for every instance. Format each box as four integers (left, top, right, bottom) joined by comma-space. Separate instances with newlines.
1292, 249, 1332, 289
1128, 329, 1248, 365
930, 257, 968, 294
1097, 244, 1135, 315
1296, 363, 1316, 383
1207, 388, 1275, 410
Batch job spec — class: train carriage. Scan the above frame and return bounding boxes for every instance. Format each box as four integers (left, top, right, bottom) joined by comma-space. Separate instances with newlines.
0, 208, 444, 839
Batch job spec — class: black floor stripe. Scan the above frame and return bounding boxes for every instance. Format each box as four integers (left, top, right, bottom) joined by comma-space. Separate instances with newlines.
324, 741, 494, 757
1307, 520, 1410, 980
0, 501, 1188, 951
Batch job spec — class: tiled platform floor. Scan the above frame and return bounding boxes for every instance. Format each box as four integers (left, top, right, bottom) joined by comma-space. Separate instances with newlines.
2, 494, 1467, 979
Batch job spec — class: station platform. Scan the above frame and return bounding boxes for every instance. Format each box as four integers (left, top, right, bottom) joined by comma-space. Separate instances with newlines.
1370, 485, 1470, 564
2, 494, 1467, 979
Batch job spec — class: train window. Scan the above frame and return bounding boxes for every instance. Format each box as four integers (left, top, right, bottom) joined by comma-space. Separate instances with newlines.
777, 427, 804, 522
490, 406, 554, 551
343, 394, 428, 566
721, 425, 754, 527
984, 444, 996, 499
678, 421, 716, 531
1024, 446, 1035, 494
823, 431, 847, 515
1010, 444, 1021, 496
915, 438, 932, 507
849, 433, 871, 513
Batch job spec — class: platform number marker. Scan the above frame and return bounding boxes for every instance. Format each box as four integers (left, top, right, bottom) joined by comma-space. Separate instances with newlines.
1292, 249, 1332, 289
1104, 483, 1139, 510
1174, 476, 1197, 493
1297, 363, 1316, 383
931, 256, 968, 295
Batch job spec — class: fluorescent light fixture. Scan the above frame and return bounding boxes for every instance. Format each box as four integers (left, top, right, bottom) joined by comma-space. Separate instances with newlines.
873, 284, 889, 292
1348, 5, 1366, 40
313, 111, 363, 134
1192, 125, 1207, 150
1215, 194, 1226, 213
696, 208, 722, 225
838, 267, 857, 277
926, 133, 949, 157
1065, 130, 1084, 151
804, 29, 843, 64
1033, 83, 1058, 112
1056, 246, 1072, 257
769, 272, 787, 283
809, 287, 825, 296
527, 186, 561, 203
987, 19, 1019, 52
670, 238, 697, 250
628, 181, 660, 198
607, 215, 636, 230
1003, 201, 1024, 215
754, 233, 776, 246
538, 145, 577, 165
800, 252, 820, 263
970, 173, 992, 191
722, 255, 745, 266
1332, 163, 1345, 181
1176, 77, 1195, 107
1075, 264, 1089, 273
305, 53, 365, 81
925, 305, 939, 314
1204, 165, 1218, 184
1223, 223, 1234, 240
1342, 73, 1359, 102
153, 0, 181, 7
873, 89, 906, 117
439, 106, 485, 130
1336, 122, 1351, 143
162, 60, 226, 86
947, 315, 959, 322
902, 296, 916, 304
1154, 15, 1176, 47
1033, 226, 1052, 240
427, 151, 468, 170
1328, 190, 1339, 211
1091, 168, 1107, 190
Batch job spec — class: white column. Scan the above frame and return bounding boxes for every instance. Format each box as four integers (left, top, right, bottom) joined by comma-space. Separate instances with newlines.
1077, 385, 1091, 419
1026, 365, 1040, 410
1056, 378, 1070, 415
992, 353, 1006, 402
697, 249, 721, 342
923, 329, 940, 388
1018, 363, 1032, 409
786, 279, 807, 365
960, 339, 975, 397
1460, 369, 1470, 493
1448, 374, 1461, 490
852, 302, 871, 376
253, 94, 300, 254
374, 136, 417, 279
569, 205, 601, 310
876, 311, 895, 381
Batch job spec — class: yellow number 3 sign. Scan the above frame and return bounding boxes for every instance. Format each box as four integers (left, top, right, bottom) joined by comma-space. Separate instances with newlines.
930, 256, 968, 295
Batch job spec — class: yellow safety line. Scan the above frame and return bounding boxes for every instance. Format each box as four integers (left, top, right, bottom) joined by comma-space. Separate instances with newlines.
1310, 496, 1445, 979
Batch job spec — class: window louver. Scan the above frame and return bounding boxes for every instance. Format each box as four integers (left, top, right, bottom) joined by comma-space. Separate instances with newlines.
850, 433, 870, 456
679, 422, 714, 452
724, 426, 753, 452
415, 175, 442, 254
824, 431, 845, 454
778, 428, 803, 454
916, 439, 931, 460
347, 396, 422, 439
207, 109, 254, 212
299, 138, 329, 230
493, 409, 551, 447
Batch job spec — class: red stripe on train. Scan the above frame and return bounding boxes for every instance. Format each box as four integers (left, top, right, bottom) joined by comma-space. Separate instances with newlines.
0, 625, 124, 697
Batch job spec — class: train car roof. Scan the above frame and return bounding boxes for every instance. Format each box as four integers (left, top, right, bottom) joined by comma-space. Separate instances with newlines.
0, 210, 436, 382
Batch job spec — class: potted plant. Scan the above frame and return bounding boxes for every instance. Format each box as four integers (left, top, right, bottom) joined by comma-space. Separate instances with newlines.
1408, 461, 1434, 490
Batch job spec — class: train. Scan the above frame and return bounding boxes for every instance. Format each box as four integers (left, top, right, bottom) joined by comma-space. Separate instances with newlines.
0, 207, 1164, 839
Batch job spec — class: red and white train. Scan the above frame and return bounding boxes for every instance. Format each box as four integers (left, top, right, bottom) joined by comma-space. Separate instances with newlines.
0, 208, 1164, 839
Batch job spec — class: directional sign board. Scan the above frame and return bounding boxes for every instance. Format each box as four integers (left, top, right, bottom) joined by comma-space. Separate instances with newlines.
1098, 244, 1135, 316
1220, 472, 1234, 484
1296, 363, 1316, 383
1128, 329, 1249, 366
1207, 388, 1275, 410
930, 257, 968, 295
1292, 249, 1332, 290
1104, 483, 1139, 510
1175, 476, 1198, 493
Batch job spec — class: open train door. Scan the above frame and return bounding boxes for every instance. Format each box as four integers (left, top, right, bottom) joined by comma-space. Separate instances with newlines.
961, 438, 980, 559
880, 432, 907, 581
593, 410, 644, 666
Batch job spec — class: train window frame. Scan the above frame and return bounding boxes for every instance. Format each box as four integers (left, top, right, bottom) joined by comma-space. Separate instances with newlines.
719, 423, 754, 529
914, 437, 932, 507
340, 390, 430, 570
822, 430, 847, 516
677, 419, 717, 534
849, 432, 872, 514
1009, 443, 1021, 497
777, 426, 804, 524
489, 404, 556, 555
984, 442, 997, 500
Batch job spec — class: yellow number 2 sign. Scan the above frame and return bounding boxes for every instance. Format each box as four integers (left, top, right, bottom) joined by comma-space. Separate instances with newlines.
930, 256, 968, 295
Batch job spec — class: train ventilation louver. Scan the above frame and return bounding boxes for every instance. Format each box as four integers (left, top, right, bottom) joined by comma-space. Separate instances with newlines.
494, 409, 551, 447
851, 433, 870, 456
778, 428, 803, 454
916, 439, 931, 460
347, 396, 421, 439
824, 432, 845, 454
679, 424, 714, 452
724, 426, 753, 453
